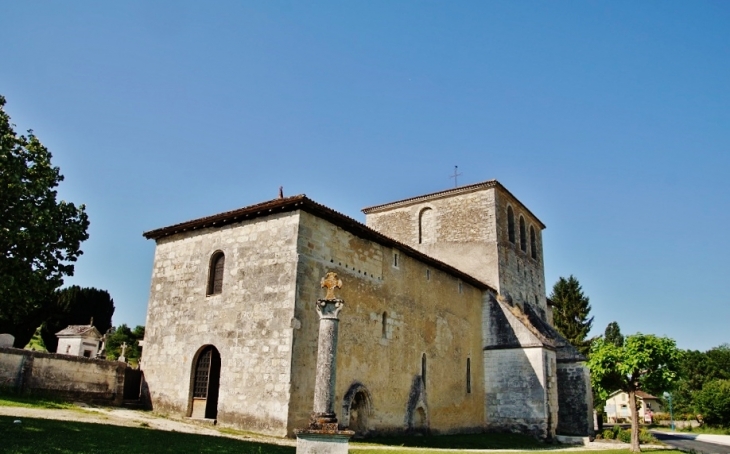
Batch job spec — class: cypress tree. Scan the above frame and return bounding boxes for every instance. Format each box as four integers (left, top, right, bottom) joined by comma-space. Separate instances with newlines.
550, 275, 593, 357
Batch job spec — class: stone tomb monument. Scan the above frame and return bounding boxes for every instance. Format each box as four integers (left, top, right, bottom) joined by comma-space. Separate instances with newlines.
0, 334, 14, 348
296, 272, 354, 454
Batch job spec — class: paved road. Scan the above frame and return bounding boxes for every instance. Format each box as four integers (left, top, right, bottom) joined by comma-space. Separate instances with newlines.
651, 431, 730, 454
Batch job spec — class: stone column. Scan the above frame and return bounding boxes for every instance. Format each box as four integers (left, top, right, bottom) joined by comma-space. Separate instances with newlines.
311, 297, 343, 427
296, 272, 353, 454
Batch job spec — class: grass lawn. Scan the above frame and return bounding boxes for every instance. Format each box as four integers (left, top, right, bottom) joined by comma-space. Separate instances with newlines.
0, 415, 294, 454
0, 394, 76, 410
0, 415, 688, 454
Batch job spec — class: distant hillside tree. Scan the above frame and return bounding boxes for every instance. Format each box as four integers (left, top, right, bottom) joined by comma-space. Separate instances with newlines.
40, 286, 115, 353
550, 275, 594, 357
106, 324, 145, 364
604, 321, 624, 347
0, 95, 89, 347
589, 334, 681, 452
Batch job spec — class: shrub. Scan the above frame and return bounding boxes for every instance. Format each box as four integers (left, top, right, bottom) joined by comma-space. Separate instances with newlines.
602, 429, 614, 440
653, 412, 670, 422
639, 428, 655, 444
617, 429, 632, 444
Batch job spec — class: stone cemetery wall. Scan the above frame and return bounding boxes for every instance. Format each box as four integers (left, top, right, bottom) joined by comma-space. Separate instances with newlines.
143, 211, 300, 436
288, 211, 485, 436
0, 347, 125, 404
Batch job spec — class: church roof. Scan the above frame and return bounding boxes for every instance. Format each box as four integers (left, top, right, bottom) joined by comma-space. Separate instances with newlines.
56, 325, 102, 339
362, 179, 546, 229
143, 195, 496, 292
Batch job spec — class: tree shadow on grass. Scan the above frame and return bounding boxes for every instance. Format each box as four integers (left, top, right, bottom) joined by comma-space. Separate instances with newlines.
353, 432, 567, 450
0, 416, 294, 454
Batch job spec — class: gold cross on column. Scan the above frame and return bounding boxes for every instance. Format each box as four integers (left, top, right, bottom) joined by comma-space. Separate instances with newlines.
320, 272, 343, 300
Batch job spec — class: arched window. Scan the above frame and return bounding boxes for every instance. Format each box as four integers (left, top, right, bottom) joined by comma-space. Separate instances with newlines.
519, 216, 527, 252
418, 208, 435, 244
507, 206, 515, 243
421, 353, 427, 389
381, 312, 388, 339
207, 251, 225, 295
530, 226, 537, 259
466, 358, 471, 394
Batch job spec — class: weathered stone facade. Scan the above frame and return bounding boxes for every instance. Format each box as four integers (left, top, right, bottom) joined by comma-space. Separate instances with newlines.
141, 180, 593, 439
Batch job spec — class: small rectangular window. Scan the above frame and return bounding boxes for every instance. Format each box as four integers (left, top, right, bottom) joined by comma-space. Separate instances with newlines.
426, 269, 430, 280
393, 252, 399, 268
458, 281, 463, 294
83, 350, 92, 358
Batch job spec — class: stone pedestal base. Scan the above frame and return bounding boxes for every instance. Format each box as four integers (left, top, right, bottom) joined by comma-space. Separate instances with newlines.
295, 430, 354, 454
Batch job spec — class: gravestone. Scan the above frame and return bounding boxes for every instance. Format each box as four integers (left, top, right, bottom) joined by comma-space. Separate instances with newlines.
118, 342, 128, 363
295, 272, 353, 454
0, 334, 14, 348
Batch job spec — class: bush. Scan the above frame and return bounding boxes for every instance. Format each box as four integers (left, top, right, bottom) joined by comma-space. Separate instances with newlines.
602, 429, 615, 439
695, 379, 730, 426
639, 428, 655, 444
653, 412, 670, 422
617, 429, 632, 444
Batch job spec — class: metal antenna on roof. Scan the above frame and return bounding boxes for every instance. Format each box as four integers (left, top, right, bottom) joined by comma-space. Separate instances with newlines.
449, 166, 462, 188
89, 317, 94, 326
279, 186, 284, 199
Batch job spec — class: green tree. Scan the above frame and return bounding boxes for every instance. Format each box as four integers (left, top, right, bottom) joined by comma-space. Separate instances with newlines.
589, 334, 681, 452
604, 321, 624, 347
550, 275, 594, 357
0, 95, 89, 347
694, 379, 730, 426
39, 286, 115, 353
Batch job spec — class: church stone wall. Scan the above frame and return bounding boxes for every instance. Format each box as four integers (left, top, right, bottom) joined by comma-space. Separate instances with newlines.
493, 189, 547, 319
365, 188, 500, 290
482, 297, 557, 438
143, 212, 300, 436
288, 211, 485, 436
556, 362, 594, 436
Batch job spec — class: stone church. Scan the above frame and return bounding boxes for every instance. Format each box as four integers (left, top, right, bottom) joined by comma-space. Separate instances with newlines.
141, 180, 592, 439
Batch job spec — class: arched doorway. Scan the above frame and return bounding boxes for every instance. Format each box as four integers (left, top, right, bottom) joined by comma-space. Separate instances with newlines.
190, 345, 221, 420
342, 382, 373, 437
349, 391, 369, 435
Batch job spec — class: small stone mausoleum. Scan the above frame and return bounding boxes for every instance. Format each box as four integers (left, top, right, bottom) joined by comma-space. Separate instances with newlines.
141, 180, 593, 438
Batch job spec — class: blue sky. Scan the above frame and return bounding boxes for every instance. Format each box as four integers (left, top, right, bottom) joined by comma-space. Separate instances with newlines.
2, 1, 728, 351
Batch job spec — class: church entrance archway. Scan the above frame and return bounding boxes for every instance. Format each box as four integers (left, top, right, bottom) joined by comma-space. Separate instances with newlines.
189, 345, 221, 420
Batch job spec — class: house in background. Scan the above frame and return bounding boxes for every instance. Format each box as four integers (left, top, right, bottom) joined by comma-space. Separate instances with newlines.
605, 390, 664, 423
56, 324, 103, 358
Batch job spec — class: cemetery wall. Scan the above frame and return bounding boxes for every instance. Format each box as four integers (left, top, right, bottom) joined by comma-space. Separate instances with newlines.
0, 347, 125, 404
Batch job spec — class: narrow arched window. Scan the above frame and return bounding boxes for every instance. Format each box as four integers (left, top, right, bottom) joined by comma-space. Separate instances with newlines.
530, 226, 537, 259
418, 208, 434, 244
381, 312, 388, 339
421, 353, 427, 389
519, 216, 527, 252
466, 358, 471, 393
507, 206, 515, 243
207, 251, 225, 295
